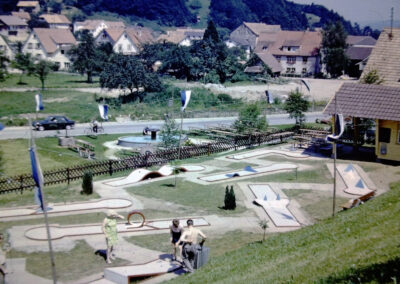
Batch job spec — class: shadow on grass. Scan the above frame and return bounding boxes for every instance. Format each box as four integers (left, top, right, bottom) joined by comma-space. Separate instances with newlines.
319, 257, 400, 283
17, 81, 28, 85
161, 183, 175, 188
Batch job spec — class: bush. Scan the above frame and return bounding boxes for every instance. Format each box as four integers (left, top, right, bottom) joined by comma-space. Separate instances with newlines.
224, 185, 236, 210
81, 171, 93, 195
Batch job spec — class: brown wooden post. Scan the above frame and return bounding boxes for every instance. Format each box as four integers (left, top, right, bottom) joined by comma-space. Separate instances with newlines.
208, 143, 211, 156
20, 175, 23, 194
109, 160, 113, 176
67, 168, 70, 185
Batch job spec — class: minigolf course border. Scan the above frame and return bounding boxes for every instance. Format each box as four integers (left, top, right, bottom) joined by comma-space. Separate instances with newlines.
199, 164, 297, 182
24, 217, 210, 241
104, 165, 205, 187
0, 198, 133, 219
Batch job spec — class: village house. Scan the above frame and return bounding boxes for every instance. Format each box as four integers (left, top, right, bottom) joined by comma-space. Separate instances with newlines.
74, 19, 125, 38
22, 28, 77, 70
228, 22, 281, 51
16, 1, 40, 13
40, 14, 71, 29
0, 15, 28, 38
95, 26, 154, 55
345, 35, 376, 78
324, 28, 400, 163
157, 28, 204, 46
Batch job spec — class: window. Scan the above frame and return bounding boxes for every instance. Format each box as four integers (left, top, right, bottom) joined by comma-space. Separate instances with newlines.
64, 62, 70, 69
276, 56, 281, 62
36, 43, 40, 49
262, 46, 268, 51
287, 56, 296, 64
302, 68, 307, 74
379, 127, 391, 143
118, 44, 122, 51
397, 129, 400, 144
8, 31, 17, 36
0, 45, 4, 51
303, 57, 308, 63
28, 43, 33, 49
286, 67, 291, 73
291, 68, 295, 73
61, 49, 64, 54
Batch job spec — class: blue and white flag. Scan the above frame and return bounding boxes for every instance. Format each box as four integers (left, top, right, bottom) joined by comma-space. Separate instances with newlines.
0, 123, 4, 131
180, 90, 191, 112
35, 93, 44, 112
29, 148, 44, 211
98, 104, 108, 121
326, 114, 344, 142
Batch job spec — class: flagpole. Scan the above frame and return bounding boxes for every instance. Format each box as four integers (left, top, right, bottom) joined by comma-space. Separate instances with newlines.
332, 96, 337, 217
178, 110, 183, 160
31, 99, 57, 283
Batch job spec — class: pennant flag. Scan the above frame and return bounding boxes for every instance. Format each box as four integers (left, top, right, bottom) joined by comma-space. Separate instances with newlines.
300, 79, 310, 92
98, 104, 108, 121
35, 93, 44, 112
326, 114, 344, 142
180, 90, 191, 112
0, 123, 4, 131
29, 148, 44, 211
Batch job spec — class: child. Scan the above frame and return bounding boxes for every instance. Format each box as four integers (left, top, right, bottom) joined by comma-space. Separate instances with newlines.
169, 219, 183, 261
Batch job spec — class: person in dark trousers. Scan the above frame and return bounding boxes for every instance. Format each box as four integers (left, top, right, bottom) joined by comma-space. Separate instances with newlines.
92, 120, 98, 133
169, 219, 183, 261
177, 219, 207, 273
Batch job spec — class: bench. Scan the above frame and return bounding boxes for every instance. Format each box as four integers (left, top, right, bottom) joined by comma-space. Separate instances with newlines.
341, 191, 375, 210
68, 139, 95, 159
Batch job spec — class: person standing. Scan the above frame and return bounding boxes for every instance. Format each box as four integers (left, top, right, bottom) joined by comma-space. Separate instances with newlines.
0, 233, 9, 284
177, 219, 207, 273
169, 219, 183, 261
102, 210, 124, 264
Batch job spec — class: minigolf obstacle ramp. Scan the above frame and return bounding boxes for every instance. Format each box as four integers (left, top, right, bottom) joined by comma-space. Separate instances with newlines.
199, 164, 297, 182
104, 259, 181, 283
250, 184, 300, 227
24, 217, 209, 241
227, 149, 309, 160
104, 165, 205, 187
336, 164, 374, 196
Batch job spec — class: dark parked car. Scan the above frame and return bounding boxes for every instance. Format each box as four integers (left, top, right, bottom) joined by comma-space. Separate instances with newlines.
32, 116, 75, 131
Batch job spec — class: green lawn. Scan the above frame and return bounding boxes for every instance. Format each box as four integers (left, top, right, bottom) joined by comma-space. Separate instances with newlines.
168, 181, 400, 283
1, 73, 99, 88
127, 178, 248, 216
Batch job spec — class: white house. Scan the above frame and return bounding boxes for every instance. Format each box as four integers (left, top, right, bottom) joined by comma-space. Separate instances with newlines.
0, 35, 13, 59
95, 28, 139, 55
22, 28, 77, 70
158, 28, 204, 46
16, 1, 40, 13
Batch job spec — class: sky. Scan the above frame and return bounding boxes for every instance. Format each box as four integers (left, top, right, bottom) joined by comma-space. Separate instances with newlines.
290, 0, 400, 28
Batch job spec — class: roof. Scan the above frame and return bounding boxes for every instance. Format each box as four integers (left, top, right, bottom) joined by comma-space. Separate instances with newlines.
11, 11, 31, 21
323, 82, 400, 121
101, 28, 124, 42
126, 26, 155, 46
0, 15, 28, 26
243, 22, 281, 36
244, 66, 264, 73
346, 46, 374, 61
33, 28, 76, 53
16, 1, 39, 7
361, 28, 400, 87
346, 35, 376, 46
157, 28, 203, 44
40, 14, 71, 25
256, 30, 322, 56
255, 52, 282, 73
75, 19, 125, 30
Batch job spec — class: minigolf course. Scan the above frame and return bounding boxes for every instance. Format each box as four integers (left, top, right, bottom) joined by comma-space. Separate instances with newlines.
0, 198, 132, 218
199, 164, 297, 182
250, 184, 300, 227
104, 165, 205, 187
336, 164, 374, 195
227, 149, 309, 160
24, 217, 209, 241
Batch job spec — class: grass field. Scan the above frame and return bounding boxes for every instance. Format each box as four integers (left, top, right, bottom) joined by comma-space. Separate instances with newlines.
1, 73, 99, 89
168, 181, 400, 283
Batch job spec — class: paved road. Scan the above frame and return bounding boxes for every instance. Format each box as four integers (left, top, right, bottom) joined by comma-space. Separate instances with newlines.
0, 112, 327, 140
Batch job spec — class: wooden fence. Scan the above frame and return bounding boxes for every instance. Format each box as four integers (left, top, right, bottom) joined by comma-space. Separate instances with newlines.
0, 131, 294, 194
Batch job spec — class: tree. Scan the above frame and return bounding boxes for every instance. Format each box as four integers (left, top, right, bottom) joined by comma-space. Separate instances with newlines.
224, 185, 236, 210
360, 69, 384, 85
100, 54, 163, 101
229, 185, 236, 210
11, 52, 34, 84
81, 171, 93, 195
322, 21, 348, 78
283, 88, 309, 127
233, 104, 268, 134
33, 59, 54, 90
203, 20, 220, 43
259, 219, 268, 242
68, 30, 101, 83
159, 116, 180, 149
0, 50, 9, 82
